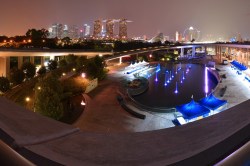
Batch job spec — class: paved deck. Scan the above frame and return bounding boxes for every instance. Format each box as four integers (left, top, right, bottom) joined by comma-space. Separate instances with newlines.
73, 63, 250, 132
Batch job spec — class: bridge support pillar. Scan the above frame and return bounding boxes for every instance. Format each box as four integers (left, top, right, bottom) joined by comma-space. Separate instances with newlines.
204, 46, 207, 55
0, 57, 8, 77
180, 48, 184, 57
119, 57, 122, 64
18, 56, 23, 69
192, 46, 196, 57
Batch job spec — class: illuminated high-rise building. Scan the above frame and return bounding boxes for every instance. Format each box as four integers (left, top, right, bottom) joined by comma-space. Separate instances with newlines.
93, 20, 102, 38
176, 31, 179, 42
79, 29, 84, 38
119, 19, 131, 39
49, 23, 63, 38
69, 25, 79, 39
62, 25, 69, 38
83, 24, 91, 37
101, 25, 106, 37
105, 19, 115, 38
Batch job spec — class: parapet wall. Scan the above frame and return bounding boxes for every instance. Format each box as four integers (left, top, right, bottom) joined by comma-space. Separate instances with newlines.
0, 97, 249, 165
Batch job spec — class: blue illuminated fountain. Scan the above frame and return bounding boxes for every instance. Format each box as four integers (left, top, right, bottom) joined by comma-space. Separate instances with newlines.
131, 63, 218, 110
175, 82, 178, 94
155, 72, 158, 82
155, 64, 161, 82
164, 71, 168, 86
205, 66, 209, 96
169, 71, 172, 81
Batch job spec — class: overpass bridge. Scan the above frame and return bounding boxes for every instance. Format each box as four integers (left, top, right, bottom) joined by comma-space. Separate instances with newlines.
1, 43, 250, 77
0, 49, 112, 77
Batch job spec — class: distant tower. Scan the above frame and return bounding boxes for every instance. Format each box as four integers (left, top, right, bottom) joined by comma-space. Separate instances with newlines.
237, 33, 243, 42
93, 20, 102, 38
62, 25, 69, 38
69, 25, 79, 39
80, 29, 84, 38
49, 23, 63, 38
83, 24, 90, 37
106, 19, 115, 38
179, 33, 183, 42
119, 19, 131, 39
101, 25, 106, 37
176, 31, 179, 42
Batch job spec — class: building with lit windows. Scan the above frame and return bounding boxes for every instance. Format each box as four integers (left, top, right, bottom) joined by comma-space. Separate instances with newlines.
83, 24, 91, 37
93, 20, 102, 38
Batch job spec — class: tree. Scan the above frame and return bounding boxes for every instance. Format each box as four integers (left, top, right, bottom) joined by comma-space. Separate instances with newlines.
37, 66, 47, 75
26, 28, 49, 47
62, 37, 71, 45
48, 60, 58, 71
21, 62, 36, 79
9, 68, 25, 85
58, 59, 68, 68
65, 54, 77, 64
76, 56, 87, 70
34, 73, 63, 120
0, 77, 10, 92
85, 55, 106, 80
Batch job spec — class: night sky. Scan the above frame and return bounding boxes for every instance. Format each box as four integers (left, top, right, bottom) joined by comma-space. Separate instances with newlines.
1, 0, 250, 39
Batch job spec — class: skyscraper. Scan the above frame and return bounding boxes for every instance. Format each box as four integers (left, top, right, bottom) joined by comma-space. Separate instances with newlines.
69, 25, 79, 39
105, 19, 115, 38
93, 20, 102, 38
176, 31, 179, 42
119, 19, 131, 39
83, 24, 91, 37
49, 23, 63, 38
62, 25, 69, 38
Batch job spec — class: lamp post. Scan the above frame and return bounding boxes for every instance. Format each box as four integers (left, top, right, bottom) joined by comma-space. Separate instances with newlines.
25, 97, 30, 109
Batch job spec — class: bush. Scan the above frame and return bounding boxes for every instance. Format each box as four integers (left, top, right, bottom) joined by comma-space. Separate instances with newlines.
0, 77, 10, 92
9, 68, 25, 85
37, 66, 46, 75
34, 73, 63, 120
59, 59, 68, 68
21, 62, 36, 79
48, 60, 58, 71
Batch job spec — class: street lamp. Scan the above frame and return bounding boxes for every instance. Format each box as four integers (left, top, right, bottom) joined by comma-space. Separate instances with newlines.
25, 97, 30, 102
81, 73, 86, 78
81, 100, 86, 106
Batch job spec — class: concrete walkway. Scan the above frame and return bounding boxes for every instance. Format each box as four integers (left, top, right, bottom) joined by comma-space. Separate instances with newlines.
213, 65, 250, 109
73, 65, 175, 132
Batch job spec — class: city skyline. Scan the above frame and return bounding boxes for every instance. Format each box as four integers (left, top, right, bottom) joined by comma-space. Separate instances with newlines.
1, 0, 250, 40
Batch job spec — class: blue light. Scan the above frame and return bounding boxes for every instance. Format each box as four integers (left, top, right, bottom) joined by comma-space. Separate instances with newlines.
155, 72, 158, 82
175, 82, 178, 94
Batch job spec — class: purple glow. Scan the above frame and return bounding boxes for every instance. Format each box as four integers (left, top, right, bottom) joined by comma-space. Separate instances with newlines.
205, 67, 209, 94
175, 82, 178, 94
182, 71, 185, 80
155, 72, 158, 82
164, 73, 167, 86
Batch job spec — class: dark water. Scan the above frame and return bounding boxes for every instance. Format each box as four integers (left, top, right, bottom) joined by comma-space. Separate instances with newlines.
132, 64, 218, 109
